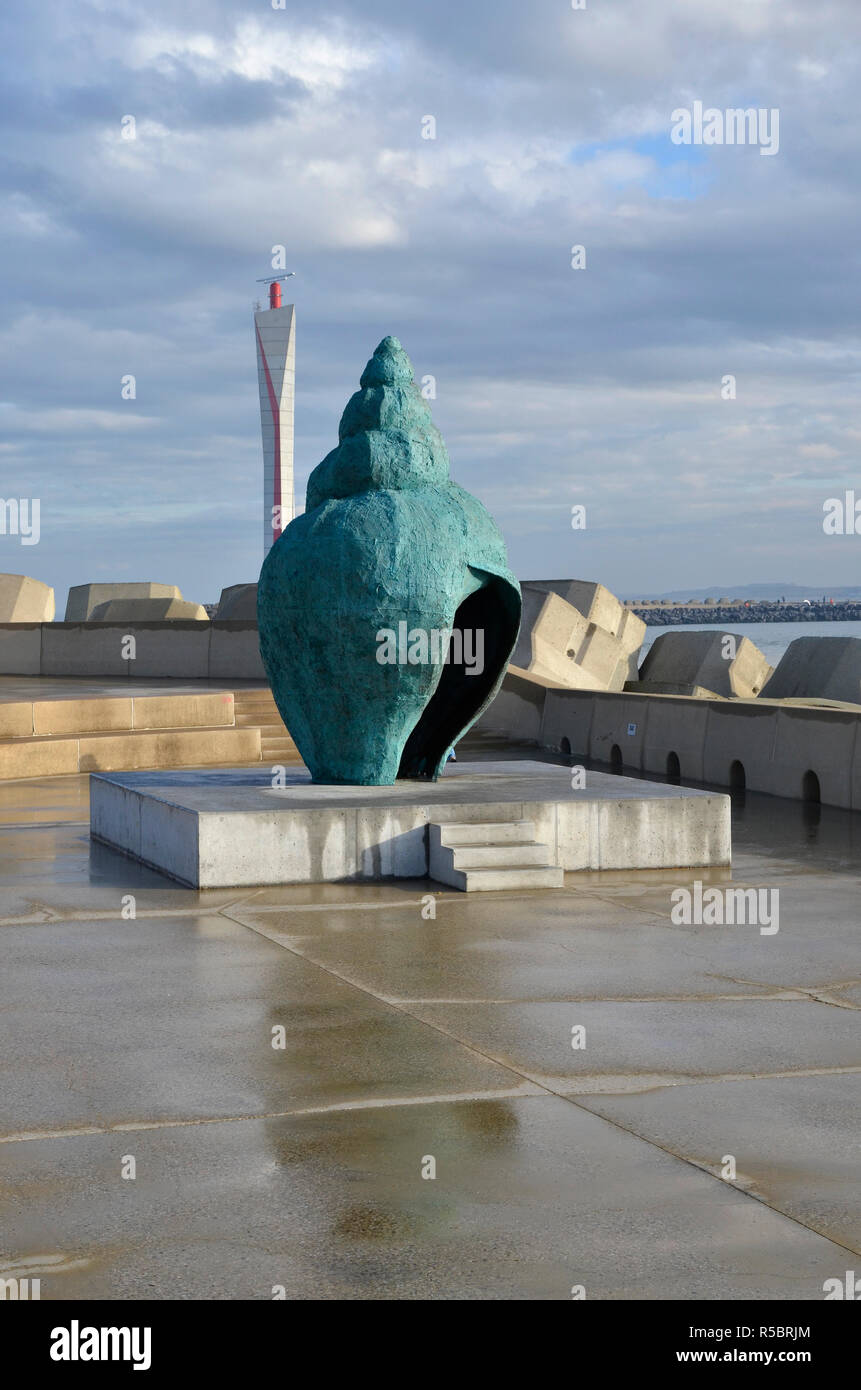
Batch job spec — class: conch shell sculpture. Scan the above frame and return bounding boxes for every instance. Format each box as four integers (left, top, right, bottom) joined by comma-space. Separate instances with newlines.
257, 337, 521, 785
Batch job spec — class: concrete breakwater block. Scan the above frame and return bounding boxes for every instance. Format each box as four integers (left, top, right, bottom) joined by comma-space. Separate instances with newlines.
513, 591, 633, 691
516, 581, 646, 691
523, 580, 646, 656
89, 760, 731, 888
763, 636, 861, 705
0, 573, 55, 622
89, 598, 209, 622
216, 583, 258, 620
636, 629, 773, 699
65, 582, 183, 621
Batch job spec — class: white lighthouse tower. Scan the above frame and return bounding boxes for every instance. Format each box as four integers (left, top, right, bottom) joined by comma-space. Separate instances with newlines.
254, 274, 295, 553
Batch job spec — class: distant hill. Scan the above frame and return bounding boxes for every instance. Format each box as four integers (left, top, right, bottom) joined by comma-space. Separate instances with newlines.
631, 583, 861, 602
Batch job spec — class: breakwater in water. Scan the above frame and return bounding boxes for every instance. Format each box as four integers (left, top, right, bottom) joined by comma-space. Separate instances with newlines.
631, 601, 861, 626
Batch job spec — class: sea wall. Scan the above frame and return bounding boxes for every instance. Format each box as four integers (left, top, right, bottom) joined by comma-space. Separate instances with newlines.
477, 673, 861, 810
0, 621, 265, 680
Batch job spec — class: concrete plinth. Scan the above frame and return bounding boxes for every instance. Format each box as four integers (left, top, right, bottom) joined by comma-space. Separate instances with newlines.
89, 760, 731, 888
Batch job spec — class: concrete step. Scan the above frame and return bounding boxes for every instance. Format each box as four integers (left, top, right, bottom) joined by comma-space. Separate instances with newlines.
433, 861, 565, 892
233, 690, 300, 765
0, 726, 261, 780
435, 819, 536, 847
244, 725, 298, 743
0, 691, 236, 738
428, 820, 563, 892
232, 690, 277, 706
446, 841, 551, 869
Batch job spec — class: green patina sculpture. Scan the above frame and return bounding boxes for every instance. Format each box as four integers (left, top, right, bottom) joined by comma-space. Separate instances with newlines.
257, 336, 521, 785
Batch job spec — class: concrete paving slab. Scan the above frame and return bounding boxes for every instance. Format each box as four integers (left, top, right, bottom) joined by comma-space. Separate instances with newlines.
1, 742, 859, 1300
403, 999, 861, 1093
0, 1095, 850, 1300
0, 771, 90, 823
226, 897, 642, 1003
224, 886, 861, 1005
0, 915, 531, 1137
0, 823, 93, 883
578, 1073, 861, 1251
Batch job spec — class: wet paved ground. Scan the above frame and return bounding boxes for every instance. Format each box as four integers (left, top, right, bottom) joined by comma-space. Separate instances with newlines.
1, 738, 859, 1299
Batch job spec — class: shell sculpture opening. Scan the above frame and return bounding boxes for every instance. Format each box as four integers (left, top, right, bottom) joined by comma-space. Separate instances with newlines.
257, 336, 522, 785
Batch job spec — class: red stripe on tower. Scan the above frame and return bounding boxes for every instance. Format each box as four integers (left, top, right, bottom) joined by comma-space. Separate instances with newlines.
256, 324, 282, 534
253, 297, 295, 554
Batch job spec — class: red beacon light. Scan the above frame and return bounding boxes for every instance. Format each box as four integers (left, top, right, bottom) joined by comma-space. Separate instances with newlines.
256, 271, 296, 311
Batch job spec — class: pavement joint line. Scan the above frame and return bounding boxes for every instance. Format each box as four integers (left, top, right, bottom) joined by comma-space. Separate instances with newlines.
0, 821, 90, 831
376, 991, 840, 1004
794, 988, 861, 1010
566, 884, 791, 922
710, 971, 861, 1012
219, 906, 861, 1259
2, 1068, 860, 1147
562, 892, 677, 920
0, 1085, 548, 1145
0, 911, 57, 926
513, 1065, 861, 1095
0, 885, 633, 927
0, 899, 427, 925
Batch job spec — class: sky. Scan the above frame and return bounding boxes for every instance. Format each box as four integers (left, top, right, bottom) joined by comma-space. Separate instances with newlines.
1, 0, 860, 607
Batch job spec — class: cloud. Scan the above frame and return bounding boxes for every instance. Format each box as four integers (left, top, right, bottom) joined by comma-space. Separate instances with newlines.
1, 0, 860, 601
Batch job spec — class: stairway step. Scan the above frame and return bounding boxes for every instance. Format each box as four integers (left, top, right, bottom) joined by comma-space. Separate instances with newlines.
0, 692, 237, 739
232, 689, 297, 766
434, 820, 536, 847
427, 819, 562, 892
441, 864, 564, 892
447, 842, 550, 868
0, 725, 261, 780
